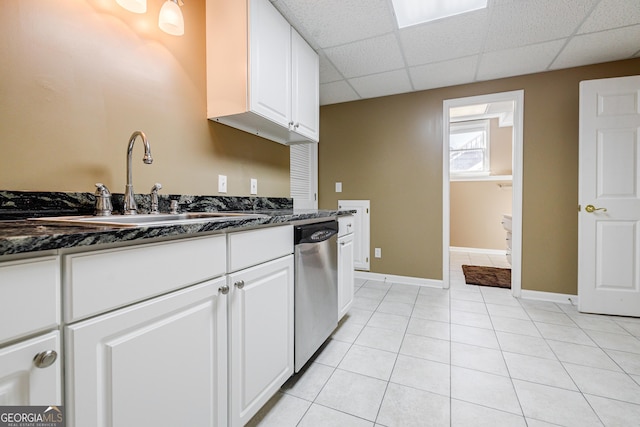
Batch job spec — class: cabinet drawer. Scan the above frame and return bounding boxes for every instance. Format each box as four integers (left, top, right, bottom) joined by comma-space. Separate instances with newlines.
64, 235, 226, 322
0, 256, 60, 344
228, 225, 293, 272
0, 331, 61, 405
338, 215, 354, 237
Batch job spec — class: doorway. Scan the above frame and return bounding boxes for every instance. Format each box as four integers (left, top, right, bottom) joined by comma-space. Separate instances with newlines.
442, 90, 524, 296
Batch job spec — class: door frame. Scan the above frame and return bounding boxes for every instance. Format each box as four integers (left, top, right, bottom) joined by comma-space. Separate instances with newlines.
442, 90, 524, 296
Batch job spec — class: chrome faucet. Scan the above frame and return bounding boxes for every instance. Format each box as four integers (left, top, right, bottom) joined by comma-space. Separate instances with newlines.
150, 183, 162, 214
123, 131, 153, 215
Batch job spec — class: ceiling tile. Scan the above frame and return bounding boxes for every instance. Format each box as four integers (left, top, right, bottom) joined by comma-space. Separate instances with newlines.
484, 0, 598, 51
551, 24, 640, 69
319, 55, 343, 84
399, 9, 489, 66
578, 0, 640, 33
348, 69, 413, 100
324, 33, 405, 78
409, 56, 478, 91
272, 0, 395, 49
477, 39, 566, 81
319, 81, 360, 105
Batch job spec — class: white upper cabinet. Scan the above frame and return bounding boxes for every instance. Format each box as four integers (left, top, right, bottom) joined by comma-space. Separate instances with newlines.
206, 0, 319, 144
291, 29, 320, 141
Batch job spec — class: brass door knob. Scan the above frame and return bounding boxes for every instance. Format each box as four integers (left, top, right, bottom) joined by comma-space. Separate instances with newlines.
585, 204, 607, 213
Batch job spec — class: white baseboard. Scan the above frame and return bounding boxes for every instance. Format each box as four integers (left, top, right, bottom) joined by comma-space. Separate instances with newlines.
520, 289, 578, 306
354, 271, 443, 289
450, 246, 506, 256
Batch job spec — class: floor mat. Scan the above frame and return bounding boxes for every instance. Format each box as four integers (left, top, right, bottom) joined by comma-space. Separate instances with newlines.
461, 265, 511, 289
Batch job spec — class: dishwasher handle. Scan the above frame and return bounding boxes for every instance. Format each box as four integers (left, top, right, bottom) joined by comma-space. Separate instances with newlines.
295, 221, 338, 244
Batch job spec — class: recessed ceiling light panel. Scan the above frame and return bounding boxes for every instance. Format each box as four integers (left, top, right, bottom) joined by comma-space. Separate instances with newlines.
391, 0, 488, 28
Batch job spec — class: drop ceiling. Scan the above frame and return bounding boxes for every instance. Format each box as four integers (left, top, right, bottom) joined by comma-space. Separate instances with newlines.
270, 0, 640, 105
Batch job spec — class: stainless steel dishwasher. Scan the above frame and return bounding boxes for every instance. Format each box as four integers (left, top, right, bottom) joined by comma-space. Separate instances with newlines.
294, 219, 339, 372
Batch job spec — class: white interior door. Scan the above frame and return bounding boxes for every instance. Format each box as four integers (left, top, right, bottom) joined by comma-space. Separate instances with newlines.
579, 75, 640, 316
290, 143, 317, 209
338, 200, 370, 271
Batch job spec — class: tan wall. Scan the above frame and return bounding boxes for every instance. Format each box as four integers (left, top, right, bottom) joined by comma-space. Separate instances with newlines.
450, 118, 512, 250
450, 181, 512, 250
319, 58, 640, 294
0, 1, 289, 196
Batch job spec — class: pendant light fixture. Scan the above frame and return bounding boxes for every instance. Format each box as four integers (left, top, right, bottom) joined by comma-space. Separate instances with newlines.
116, 0, 147, 14
115, 0, 184, 36
158, 0, 185, 36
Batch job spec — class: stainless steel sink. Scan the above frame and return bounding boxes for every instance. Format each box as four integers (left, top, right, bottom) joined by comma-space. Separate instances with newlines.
30, 212, 268, 227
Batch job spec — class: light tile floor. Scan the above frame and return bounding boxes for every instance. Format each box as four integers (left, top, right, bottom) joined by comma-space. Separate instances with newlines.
247, 251, 640, 426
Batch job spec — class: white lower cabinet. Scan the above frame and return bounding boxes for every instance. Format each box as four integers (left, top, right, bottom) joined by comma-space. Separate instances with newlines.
65, 278, 228, 427
0, 331, 61, 405
338, 233, 355, 319
228, 254, 294, 427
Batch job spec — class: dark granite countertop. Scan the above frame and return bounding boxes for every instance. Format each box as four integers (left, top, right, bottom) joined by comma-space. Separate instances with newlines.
0, 210, 345, 256
0, 191, 349, 256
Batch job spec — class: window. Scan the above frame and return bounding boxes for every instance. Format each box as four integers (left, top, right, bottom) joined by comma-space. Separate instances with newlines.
449, 120, 490, 176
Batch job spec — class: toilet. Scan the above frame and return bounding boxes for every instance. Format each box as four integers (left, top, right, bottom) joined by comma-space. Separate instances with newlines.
501, 214, 512, 265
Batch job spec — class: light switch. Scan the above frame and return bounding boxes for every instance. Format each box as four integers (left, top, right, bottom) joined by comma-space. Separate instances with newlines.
250, 178, 258, 195
218, 175, 227, 193
374, 248, 382, 258
335, 182, 342, 192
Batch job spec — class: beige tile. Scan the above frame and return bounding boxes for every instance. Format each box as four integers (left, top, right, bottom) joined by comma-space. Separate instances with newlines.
343, 308, 374, 326
548, 340, 621, 372
584, 394, 640, 427
281, 362, 334, 401
376, 300, 414, 316
535, 322, 596, 346
391, 354, 450, 396
366, 311, 409, 332
412, 304, 450, 322
378, 383, 450, 427
513, 380, 602, 427
450, 310, 493, 329
496, 331, 557, 359
315, 369, 387, 422
246, 392, 312, 427
400, 333, 450, 364
486, 303, 529, 320
503, 352, 578, 390
585, 329, 640, 354
564, 362, 640, 404
451, 342, 508, 376
338, 344, 397, 380
450, 299, 488, 315
406, 317, 450, 340
313, 339, 351, 367
451, 324, 499, 349
491, 315, 541, 338
299, 404, 373, 427
451, 366, 521, 415
451, 399, 526, 427
331, 321, 364, 344
354, 325, 404, 352
605, 348, 640, 375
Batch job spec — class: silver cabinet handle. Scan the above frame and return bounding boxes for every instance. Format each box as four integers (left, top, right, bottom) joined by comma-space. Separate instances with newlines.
33, 350, 57, 369
219, 285, 229, 295
235, 280, 245, 289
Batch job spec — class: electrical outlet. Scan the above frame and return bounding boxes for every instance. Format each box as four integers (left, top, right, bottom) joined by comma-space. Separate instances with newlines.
335, 182, 342, 192
218, 175, 227, 193
250, 178, 258, 195
375, 248, 381, 258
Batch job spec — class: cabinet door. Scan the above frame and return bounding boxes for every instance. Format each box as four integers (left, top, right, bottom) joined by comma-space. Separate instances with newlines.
338, 234, 355, 320
0, 331, 61, 406
65, 279, 228, 427
291, 29, 319, 141
249, 0, 291, 128
229, 255, 294, 427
